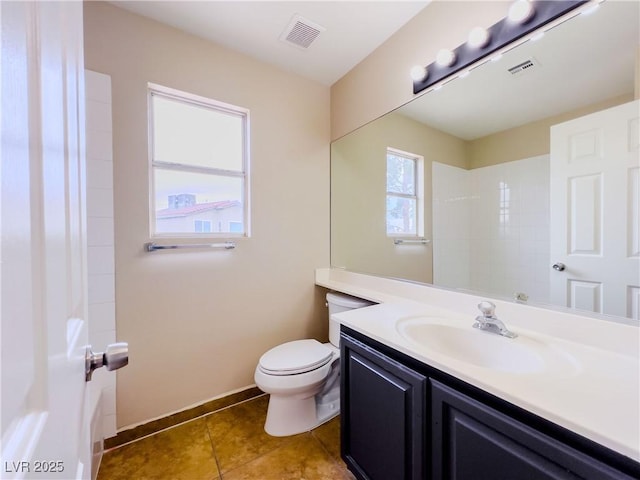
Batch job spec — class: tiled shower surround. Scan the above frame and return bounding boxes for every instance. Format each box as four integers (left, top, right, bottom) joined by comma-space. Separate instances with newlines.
85, 70, 117, 479
433, 155, 551, 304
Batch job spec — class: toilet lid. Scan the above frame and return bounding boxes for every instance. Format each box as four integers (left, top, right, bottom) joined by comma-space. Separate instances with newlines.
259, 339, 333, 375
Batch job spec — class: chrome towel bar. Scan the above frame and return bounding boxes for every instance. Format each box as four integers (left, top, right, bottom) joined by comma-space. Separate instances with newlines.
144, 242, 236, 252
393, 238, 431, 245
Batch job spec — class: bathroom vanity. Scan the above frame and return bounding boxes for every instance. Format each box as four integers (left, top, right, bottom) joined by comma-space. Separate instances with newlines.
316, 269, 640, 480
341, 328, 638, 480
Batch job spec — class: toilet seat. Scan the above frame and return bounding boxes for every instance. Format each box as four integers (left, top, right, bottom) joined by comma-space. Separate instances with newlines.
258, 339, 333, 376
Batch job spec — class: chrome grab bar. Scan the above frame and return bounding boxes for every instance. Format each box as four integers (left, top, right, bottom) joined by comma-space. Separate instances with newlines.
393, 238, 431, 245
144, 242, 235, 252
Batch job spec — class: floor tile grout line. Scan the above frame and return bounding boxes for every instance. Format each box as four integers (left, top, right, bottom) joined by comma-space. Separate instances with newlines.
309, 429, 349, 476
204, 420, 224, 480
198, 395, 297, 478
103, 393, 268, 452
216, 432, 309, 479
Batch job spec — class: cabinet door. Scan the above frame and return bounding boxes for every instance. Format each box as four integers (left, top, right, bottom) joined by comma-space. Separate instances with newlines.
431, 379, 635, 480
341, 334, 427, 480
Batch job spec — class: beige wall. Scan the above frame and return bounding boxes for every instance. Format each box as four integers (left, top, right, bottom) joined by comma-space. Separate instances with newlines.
636, 47, 640, 99
331, 113, 466, 283
331, 1, 507, 141
84, 2, 330, 429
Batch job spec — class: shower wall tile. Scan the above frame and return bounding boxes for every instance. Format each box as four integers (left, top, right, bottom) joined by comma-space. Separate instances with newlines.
88, 246, 115, 275
88, 273, 116, 305
103, 386, 116, 416
86, 129, 113, 162
86, 69, 112, 104
87, 158, 114, 190
86, 100, 113, 134
433, 155, 550, 304
469, 155, 551, 304
103, 415, 117, 440
89, 302, 116, 334
432, 162, 471, 289
86, 69, 117, 466
88, 217, 115, 247
87, 186, 114, 218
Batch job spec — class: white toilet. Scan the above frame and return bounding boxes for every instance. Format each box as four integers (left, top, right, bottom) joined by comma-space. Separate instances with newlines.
254, 292, 373, 437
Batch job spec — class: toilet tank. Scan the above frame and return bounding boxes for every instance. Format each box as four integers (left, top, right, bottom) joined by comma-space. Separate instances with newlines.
326, 292, 374, 347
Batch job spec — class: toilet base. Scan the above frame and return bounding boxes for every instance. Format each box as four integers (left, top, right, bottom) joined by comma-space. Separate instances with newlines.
316, 396, 340, 426
264, 388, 340, 437
264, 394, 339, 437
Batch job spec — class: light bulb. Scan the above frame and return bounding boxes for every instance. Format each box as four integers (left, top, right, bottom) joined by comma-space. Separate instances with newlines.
410, 65, 428, 82
508, 0, 534, 24
468, 27, 490, 48
436, 48, 456, 67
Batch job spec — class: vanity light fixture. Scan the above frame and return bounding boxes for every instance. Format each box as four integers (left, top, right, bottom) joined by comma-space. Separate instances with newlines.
508, 0, 535, 24
468, 27, 490, 48
411, 0, 588, 95
436, 48, 456, 67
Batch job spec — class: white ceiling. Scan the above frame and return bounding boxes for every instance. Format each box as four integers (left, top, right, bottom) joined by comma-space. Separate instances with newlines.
110, 1, 430, 86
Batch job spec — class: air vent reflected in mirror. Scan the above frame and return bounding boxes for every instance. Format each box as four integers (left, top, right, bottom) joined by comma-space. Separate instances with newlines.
508, 58, 540, 76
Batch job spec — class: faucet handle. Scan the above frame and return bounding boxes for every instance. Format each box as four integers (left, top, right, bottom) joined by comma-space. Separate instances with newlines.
477, 301, 496, 317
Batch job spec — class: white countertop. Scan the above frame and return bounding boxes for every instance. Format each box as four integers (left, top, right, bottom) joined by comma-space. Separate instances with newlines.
316, 268, 640, 463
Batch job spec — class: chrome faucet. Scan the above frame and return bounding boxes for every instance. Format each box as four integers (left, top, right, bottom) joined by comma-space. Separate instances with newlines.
473, 301, 517, 338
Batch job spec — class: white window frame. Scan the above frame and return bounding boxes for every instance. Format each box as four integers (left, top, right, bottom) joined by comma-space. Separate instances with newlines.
148, 83, 251, 239
385, 147, 424, 238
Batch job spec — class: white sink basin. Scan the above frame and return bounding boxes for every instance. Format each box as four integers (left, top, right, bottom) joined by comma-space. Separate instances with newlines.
396, 316, 580, 375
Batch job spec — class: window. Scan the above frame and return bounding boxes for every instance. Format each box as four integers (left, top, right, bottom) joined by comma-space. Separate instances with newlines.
229, 221, 243, 233
386, 148, 423, 236
194, 220, 212, 233
149, 84, 249, 237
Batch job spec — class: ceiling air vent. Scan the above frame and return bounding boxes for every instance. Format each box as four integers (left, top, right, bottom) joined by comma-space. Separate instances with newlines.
280, 14, 326, 49
507, 58, 540, 76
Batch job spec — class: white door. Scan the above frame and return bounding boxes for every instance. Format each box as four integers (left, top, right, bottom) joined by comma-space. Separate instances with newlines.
1, 2, 91, 478
550, 100, 640, 320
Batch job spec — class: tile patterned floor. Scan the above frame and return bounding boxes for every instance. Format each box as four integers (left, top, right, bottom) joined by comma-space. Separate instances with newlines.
97, 395, 356, 480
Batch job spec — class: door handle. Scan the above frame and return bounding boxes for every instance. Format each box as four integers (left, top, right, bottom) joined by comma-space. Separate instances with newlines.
552, 262, 566, 271
85, 342, 129, 381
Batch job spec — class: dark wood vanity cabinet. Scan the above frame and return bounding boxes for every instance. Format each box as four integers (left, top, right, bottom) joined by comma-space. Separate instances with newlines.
340, 328, 640, 480
430, 380, 634, 480
340, 332, 427, 480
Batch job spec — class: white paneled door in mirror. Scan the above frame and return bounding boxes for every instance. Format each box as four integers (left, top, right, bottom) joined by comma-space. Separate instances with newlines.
550, 100, 640, 321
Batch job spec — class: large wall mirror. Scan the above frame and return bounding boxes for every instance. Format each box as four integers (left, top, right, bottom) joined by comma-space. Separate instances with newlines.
331, 1, 639, 323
